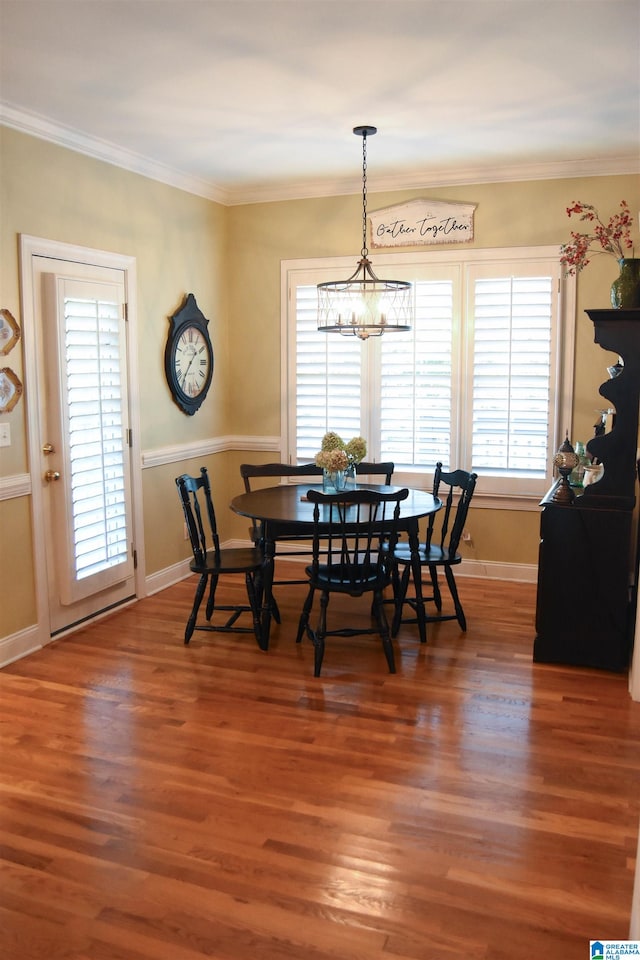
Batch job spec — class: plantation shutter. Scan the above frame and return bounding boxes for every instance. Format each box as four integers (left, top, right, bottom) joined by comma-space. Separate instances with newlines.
49, 276, 133, 604
286, 248, 569, 499
380, 279, 455, 469
468, 269, 554, 490
295, 284, 362, 461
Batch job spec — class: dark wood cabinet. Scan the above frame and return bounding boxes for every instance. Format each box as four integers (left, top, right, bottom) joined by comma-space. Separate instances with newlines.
534, 309, 640, 672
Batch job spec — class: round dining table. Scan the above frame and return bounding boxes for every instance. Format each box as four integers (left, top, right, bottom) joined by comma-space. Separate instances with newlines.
230, 483, 441, 651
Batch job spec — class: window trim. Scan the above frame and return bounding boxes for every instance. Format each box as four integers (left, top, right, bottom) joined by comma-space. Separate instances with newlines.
281, 246, 576, 510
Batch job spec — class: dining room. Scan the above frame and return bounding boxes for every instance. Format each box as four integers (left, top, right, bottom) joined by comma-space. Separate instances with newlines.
1, 1, 640, 956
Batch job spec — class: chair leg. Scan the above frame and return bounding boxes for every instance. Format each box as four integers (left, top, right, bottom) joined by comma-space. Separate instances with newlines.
445, 566, 467, 631
428, 565, 442, 611
373, 590, 396, 673
244, 572, 266, 649
205, 574, 219, 620
296, 585, 315, 644
313, 592, 329, 677
185, 574, 208, 644
391, 563, 411, 637
270, 594, 282, 624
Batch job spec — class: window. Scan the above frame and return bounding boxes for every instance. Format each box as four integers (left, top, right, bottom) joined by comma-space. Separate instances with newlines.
283, 247, 574, 502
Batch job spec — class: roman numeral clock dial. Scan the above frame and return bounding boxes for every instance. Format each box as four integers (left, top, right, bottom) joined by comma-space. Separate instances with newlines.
164, 294, 214, 415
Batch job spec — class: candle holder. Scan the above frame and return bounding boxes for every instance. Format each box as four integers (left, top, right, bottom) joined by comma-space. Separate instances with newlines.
550, 434, 579, 503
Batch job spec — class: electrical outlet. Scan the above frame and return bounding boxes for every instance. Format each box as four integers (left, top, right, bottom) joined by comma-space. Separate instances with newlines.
183, 522, 189, 540
0, 422, 10, 447
462, 530, 472, 543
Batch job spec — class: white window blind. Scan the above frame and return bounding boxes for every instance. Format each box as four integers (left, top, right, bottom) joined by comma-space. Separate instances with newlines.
470, 275, 552, 480
380, 279, 455, 468
63, 295, 129, 581
284, 248, 571, 500
295, 283, 362, 462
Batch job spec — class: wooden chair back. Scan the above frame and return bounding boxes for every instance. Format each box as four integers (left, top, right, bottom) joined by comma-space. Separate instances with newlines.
240, 462, 322, 493
427, 462, 478, 559
307, 487, 409, 593
176, 467, 220, 565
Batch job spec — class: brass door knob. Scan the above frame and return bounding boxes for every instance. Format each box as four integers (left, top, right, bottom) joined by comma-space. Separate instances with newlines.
42, 443, 55, 455
44, 470, 61, 482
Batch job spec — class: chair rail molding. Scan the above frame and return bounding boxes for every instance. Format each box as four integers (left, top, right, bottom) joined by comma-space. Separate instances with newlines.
0, 472, 31, 501
142, 435, 281, 469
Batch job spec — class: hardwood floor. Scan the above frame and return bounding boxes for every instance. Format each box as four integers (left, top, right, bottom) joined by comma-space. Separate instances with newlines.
1, 567, 639, 959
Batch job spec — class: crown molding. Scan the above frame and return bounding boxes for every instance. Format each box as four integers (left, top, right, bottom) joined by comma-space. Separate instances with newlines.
0, 102, 230, 204
228, 156, 640, 205
3, 102, 638, 208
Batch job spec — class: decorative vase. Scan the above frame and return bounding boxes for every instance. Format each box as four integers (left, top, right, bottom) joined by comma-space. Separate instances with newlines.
345, 462, 357, 487
611, 259, 640, 309
322, 468, 346, 493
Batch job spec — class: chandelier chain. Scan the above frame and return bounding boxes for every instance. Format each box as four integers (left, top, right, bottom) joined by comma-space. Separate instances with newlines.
361, 132, 368, 259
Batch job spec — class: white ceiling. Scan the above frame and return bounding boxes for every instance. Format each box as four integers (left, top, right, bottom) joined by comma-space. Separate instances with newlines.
1, 0, 639, 205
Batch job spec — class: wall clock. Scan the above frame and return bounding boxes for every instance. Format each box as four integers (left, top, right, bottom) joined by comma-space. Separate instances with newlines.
0, 367, 23, 413
164, 293, 214, 416
0, 309, 21, 356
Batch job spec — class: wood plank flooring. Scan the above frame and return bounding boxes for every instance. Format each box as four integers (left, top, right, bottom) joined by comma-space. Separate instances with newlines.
1, 567, 639, 959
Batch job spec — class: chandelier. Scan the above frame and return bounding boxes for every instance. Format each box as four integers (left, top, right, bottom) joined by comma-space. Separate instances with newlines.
317, 125, 413, 340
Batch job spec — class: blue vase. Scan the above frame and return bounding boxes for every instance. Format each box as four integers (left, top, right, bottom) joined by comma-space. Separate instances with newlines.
322, 469, 346, 493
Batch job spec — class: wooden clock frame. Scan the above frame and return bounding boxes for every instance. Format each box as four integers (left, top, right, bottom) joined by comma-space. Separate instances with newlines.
164, 293, 214, 416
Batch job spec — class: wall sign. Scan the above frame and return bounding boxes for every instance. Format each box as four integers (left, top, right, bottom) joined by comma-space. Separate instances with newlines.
369, 199, 476, 249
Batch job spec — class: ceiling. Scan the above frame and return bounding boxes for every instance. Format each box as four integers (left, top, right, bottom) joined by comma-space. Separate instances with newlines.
1, 0, 639, 205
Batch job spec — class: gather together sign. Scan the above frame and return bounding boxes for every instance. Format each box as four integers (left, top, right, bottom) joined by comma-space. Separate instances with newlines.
369, 199, 476, 248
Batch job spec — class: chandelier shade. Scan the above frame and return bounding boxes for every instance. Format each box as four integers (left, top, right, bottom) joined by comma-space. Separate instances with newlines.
317, 126, 413, 340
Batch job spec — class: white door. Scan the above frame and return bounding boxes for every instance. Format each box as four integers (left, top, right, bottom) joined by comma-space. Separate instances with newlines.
29, 253, 138, 635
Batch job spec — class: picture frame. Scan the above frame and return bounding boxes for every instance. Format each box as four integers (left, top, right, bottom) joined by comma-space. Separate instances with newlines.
0, 308, 21, 356
0, 367, 23, 413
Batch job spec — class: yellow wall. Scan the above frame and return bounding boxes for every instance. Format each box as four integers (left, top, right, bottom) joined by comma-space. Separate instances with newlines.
1, 122, 638, 644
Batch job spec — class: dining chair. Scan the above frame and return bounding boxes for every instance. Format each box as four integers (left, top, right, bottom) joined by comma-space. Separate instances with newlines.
296, 486, 409, 676
239, 462, 325, 620
354, 461, 395, 484
391, 463, 478, 634
175, 467, 264, 647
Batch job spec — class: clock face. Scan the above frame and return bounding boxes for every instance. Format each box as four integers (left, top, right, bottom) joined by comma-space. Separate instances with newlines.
174, 324, 211, 400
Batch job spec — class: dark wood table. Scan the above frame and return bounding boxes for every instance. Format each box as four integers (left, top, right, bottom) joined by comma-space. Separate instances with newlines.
230, 483, 441, 650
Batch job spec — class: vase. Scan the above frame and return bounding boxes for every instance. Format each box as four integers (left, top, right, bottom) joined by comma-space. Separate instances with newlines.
611, 259, 640, 309
322, 468, 346, 493
345, 463, 357, 487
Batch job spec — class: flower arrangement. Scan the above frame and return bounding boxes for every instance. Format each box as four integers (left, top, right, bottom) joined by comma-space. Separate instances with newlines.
314, 431, 367, 472
560, 200, 634, 275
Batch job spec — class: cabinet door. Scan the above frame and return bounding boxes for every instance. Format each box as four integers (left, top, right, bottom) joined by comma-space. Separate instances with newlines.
534, 503, 632, 672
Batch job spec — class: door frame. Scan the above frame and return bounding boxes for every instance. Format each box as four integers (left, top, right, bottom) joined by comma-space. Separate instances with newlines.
19, 235, 146, 647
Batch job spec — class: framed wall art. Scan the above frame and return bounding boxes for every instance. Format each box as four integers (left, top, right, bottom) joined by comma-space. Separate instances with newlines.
0, 309, 21, 356
0, 367, 23, 413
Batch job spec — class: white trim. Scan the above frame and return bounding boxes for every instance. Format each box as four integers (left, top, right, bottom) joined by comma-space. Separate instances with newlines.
0, 105, 227, 204
18, 234, 146, 641
0, 472, 31, 500
141, 434, 281, 468
2, 106, 638, 207
145, 558, 192, 596
0, 624, 42, 668
225, 538, 538, 584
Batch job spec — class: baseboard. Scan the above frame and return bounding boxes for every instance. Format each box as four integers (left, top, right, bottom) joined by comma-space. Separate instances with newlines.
0, 625, 43, 668
456, 559, 538, 583
145, 558, 192, 595
225, 540, 538, 583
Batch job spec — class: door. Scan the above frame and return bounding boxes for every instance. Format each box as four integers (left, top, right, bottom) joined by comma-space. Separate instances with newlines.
30, 253, 137, 635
